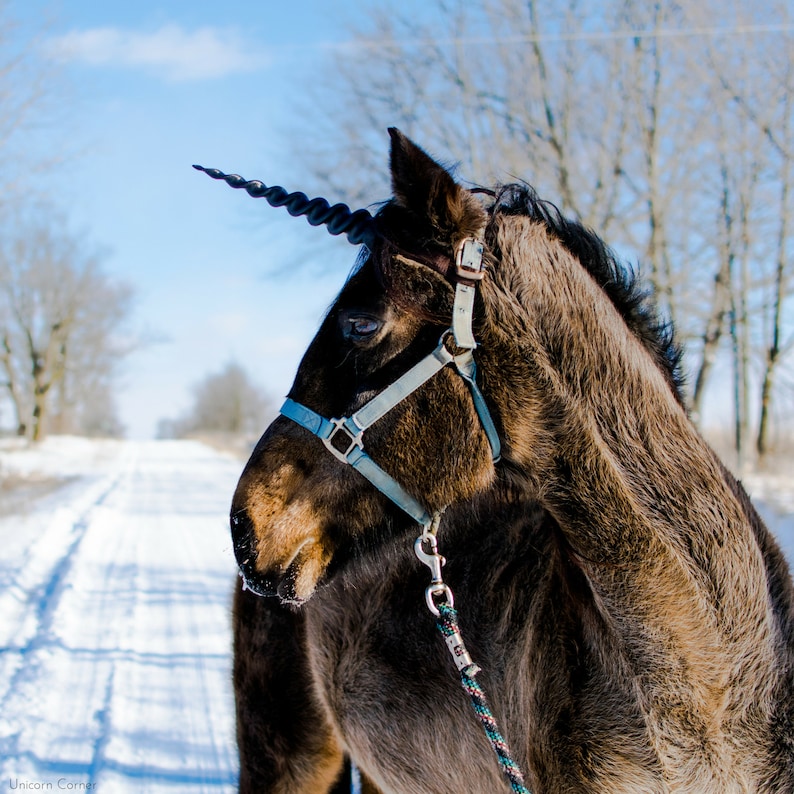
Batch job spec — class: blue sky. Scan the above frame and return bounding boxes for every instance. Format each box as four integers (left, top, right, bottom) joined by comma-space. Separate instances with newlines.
8, 0, 390, 438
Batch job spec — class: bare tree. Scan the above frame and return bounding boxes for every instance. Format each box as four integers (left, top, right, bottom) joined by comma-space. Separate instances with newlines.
0, 215, 134, 440
752, 27, 794, 456
296, 0, 720, 325
0, 2, 69, 205
683, 0, 794, 459
160, 361, 274, 441
291, 0, 794, 459
0, 5, 126, 441
300, 0, 640, 228
757, 158, 794, 456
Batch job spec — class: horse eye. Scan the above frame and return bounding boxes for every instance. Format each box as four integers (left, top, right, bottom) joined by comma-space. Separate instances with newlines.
346, 316, 381, 340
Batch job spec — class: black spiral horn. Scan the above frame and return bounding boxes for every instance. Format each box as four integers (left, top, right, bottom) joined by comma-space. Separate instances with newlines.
193, 165, 378, 248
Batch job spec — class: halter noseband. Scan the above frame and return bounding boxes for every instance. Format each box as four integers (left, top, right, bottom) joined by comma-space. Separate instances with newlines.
278, 237, 500, 529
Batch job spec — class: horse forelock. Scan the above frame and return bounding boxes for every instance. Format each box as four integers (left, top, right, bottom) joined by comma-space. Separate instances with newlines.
486, 184, 686, 404
355, 202, 458, 325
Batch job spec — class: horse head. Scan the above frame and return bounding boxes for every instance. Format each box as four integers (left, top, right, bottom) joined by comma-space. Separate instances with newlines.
225, 129, 501, 604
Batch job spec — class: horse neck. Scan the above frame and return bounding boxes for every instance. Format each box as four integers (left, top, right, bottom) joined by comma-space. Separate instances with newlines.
481, 218, 711, 506
476, 215, 780, 784
483, 218, 770, 618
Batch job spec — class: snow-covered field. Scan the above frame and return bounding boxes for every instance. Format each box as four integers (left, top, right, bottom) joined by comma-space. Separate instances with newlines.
0, 436, 792, 793
0, 438, 243, 792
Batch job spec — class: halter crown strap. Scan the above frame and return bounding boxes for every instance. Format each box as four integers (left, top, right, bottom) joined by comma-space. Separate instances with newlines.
452, 238, 485, 350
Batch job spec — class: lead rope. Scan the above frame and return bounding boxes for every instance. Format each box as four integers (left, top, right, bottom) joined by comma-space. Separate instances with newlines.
415, 521, 531, 794
436, 604, 530, 794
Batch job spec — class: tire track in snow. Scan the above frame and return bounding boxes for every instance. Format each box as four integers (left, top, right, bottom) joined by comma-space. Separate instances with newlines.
179, 514, 230, 783
23, 474, 125, 650
86, 662, 116, 787
0, 458, 132, 756
88, 443, 239, 791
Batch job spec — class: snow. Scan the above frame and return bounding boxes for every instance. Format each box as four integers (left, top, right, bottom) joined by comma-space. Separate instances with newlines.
0, 437, 242, 792
0, 436, 792, 792
743, 469, 794, 565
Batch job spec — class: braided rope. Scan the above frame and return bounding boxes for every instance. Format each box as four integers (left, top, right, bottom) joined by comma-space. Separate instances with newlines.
436, 603, 531, 794
192, 165, 378, 248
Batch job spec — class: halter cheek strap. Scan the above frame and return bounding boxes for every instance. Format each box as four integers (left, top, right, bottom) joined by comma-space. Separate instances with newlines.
280, 334, 499, 527
279, 237, 500, 529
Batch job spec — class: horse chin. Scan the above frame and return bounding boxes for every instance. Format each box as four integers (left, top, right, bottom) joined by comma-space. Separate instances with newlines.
273, 538, 331, 605
238, 537, 331, 606
238, 569, 279, 599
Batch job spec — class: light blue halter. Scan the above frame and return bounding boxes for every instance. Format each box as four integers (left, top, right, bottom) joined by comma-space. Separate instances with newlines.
278, 238, 500, 529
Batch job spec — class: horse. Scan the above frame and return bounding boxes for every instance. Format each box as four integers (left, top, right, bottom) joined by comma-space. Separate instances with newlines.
198, 128, 794, 792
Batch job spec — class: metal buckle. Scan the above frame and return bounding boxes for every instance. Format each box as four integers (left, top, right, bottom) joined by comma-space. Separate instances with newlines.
414, 529, 456, 616
455, 237, 485, 281
322, 417, 364, 464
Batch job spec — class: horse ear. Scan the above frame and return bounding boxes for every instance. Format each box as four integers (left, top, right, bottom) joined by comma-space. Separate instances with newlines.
388, 128, 487, 246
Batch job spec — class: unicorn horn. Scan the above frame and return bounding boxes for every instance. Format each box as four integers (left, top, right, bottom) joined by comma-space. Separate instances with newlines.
193, 165, 378, 248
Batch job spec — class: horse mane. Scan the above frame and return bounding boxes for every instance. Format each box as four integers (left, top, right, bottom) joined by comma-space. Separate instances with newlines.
488, 183, 686, 404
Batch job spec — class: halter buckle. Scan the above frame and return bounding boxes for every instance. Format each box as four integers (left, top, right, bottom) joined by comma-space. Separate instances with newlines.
455, 237, 485, 282
322, 417, 364, 463
414, 534, 446, 584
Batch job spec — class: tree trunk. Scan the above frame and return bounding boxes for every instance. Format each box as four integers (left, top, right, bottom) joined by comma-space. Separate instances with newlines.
0, 332, 27, 435
31, 395, 46, 441
690, 267, 730, 423
756, 104, 791, 459
732, 199, 753, 473
691, 167, 734, 422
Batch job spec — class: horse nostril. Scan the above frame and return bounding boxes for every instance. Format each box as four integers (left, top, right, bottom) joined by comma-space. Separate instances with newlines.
230, 509, 254, 564
230, 509, 277, 598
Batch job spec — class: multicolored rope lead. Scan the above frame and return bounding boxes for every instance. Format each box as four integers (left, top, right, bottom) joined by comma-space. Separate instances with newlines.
436, 603, 531, 794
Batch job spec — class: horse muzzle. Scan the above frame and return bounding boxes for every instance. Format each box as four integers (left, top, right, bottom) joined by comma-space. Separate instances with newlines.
230, 510, 280, 598
230, 492, 333, 606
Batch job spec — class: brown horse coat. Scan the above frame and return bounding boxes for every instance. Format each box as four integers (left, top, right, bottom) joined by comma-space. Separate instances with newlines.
229, 130, 794, 793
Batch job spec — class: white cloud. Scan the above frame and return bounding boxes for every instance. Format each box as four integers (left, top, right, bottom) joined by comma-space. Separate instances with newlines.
44, 24, 268, 81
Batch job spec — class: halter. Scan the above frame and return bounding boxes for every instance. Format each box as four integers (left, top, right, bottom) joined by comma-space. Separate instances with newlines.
278, 237, 500, 529
278, 238, 530, 793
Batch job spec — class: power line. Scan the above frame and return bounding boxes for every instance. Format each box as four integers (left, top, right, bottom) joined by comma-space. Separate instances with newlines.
323, 22, 794, 53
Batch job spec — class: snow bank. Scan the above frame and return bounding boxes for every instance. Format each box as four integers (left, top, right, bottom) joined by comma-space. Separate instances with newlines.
0, 437, 242, 792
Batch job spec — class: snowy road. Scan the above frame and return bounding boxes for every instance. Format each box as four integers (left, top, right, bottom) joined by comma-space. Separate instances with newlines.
0, 439, 242, 793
